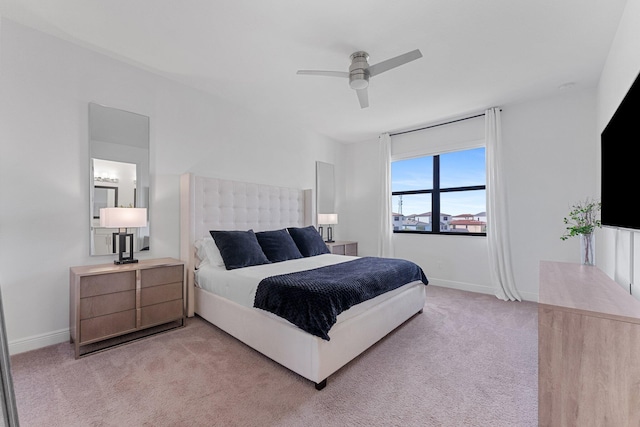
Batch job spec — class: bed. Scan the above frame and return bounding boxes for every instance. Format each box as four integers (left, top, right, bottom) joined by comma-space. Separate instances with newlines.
179, 173, 427, 389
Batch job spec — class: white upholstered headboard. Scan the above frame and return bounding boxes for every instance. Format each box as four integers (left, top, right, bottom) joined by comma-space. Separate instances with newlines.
179, 173, 313, 315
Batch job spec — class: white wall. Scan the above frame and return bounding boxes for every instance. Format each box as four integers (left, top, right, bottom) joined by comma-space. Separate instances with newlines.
596, 0, 640, 297
0, 19, 344, 353
501, 89, 598, 299
344, 87, 598, 301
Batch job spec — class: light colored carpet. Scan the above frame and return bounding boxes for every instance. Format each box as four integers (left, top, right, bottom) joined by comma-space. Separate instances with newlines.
10, 285, 538, 426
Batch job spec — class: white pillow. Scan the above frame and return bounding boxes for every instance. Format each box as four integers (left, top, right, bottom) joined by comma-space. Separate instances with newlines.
194, 235, 225, 268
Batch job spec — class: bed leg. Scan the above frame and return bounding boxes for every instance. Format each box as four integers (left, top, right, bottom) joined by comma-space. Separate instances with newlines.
315, 379, 327, 390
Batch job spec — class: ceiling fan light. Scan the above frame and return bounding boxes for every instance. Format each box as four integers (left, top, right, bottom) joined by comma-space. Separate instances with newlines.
350, 79, 368, 90
349, 72, 369, 90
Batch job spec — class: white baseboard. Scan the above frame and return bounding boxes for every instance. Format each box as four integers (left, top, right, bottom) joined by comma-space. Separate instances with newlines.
9, 328, 69, 356
517, 290, 538, 302
428, 278, 494, 295
428, 279, 538, 302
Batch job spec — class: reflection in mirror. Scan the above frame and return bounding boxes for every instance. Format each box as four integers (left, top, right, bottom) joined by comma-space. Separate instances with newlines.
316, 161, 335, 215
93, 185, 119, 218
89, 103, 150, 256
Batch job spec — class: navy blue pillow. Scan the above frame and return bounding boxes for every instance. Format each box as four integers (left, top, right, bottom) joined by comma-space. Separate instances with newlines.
287, 226, 330, 257
210, 229, 271, 270
255, 229, 303, 263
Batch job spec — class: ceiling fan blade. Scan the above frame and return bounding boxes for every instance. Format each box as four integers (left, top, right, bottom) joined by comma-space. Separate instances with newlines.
367, 49, 422, 77
356, 88, 369, 109
296, 70, 350, 78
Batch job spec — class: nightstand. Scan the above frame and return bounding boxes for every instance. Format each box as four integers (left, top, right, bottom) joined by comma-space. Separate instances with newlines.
326, 241, 358, 256
69, 257, 185, 358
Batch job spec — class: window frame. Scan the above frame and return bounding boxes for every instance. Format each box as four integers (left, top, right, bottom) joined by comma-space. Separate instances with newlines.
392, 151, 487, 237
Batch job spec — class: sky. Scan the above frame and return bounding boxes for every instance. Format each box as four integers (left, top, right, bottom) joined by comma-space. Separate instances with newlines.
391, 147, 486, 217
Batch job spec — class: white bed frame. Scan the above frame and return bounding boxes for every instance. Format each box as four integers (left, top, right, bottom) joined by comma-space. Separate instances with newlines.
179, 173, 426, 389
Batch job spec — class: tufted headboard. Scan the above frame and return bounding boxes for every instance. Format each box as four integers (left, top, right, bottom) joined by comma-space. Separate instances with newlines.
179, 173, 313, 315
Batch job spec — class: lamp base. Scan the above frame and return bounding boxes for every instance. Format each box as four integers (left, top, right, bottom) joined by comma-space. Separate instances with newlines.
114, 259, 139, 265
113, 231, 137, 265
325, 226, 334, 243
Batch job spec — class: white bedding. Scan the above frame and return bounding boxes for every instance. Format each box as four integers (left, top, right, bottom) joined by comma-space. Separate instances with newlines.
195, 253, 423, 332
195, 254, 356, 306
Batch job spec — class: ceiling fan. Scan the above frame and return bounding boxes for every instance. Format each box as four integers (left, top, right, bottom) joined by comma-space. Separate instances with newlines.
297, 49, 423, 109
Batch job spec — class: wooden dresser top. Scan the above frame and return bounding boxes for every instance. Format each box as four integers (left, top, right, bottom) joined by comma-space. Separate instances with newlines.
539, 260, 640, 324
70, 257, 183, 276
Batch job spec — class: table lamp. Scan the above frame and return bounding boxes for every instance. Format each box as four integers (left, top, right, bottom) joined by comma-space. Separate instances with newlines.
317, 213, 338, 243
100, 207, 147, 264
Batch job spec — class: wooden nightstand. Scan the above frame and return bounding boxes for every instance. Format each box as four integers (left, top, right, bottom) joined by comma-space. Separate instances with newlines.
325, 241, 358, 256
70, 257, 185, 358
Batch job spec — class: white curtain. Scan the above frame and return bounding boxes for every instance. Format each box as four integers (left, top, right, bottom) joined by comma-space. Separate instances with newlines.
486, 108, 521, 301
378, 133, 394, 258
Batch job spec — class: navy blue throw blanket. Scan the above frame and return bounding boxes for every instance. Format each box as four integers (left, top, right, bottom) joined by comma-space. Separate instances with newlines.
253, 257, 428, 340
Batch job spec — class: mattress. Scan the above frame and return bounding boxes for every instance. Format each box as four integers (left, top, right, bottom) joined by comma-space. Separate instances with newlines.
195, 253, 423, 329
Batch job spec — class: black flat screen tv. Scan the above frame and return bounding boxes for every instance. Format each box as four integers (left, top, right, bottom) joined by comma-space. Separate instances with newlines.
601, 69, 640, 230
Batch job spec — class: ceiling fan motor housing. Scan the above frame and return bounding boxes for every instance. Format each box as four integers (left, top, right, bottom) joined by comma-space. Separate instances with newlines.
349, 51, 370, 90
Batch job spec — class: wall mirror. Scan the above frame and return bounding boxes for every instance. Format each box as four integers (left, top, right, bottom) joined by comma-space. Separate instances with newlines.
316, 161, 335, 215
89, 103, 150, 256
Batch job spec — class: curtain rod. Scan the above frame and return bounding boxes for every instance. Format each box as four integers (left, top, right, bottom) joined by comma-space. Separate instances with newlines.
389, 112, 487, 137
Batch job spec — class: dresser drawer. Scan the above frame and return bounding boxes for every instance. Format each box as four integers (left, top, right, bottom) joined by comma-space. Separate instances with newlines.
80, 290, 136, 319
332, 245, 345, 255
140, 282, 183, 307
140, 299, 183, 327
345, 243, 358, 256
140, 265, 183, 288
80, 271, 136, 297
80, 310, 136, 343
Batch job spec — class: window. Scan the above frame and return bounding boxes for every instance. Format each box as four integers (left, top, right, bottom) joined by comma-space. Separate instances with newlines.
391, 147, 486, 235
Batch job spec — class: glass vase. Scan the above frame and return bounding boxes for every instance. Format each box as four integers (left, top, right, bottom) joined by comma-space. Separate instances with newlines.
580, 233, 595, 266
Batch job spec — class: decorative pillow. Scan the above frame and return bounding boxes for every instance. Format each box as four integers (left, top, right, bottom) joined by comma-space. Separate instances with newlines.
287, 226, 330, 257
210, 230, 271, 270
194, 235, 225, 268
255, 229, 303, 263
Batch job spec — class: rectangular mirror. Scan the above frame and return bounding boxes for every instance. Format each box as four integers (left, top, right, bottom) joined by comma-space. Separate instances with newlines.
89, 103, 150, 256
316, 161, 335, 215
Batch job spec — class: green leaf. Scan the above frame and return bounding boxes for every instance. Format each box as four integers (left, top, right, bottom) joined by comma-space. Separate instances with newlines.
560, 197, 601, 240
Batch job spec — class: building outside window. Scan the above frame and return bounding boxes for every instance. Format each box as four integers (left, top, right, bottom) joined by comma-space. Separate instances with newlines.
391, 147, 486, 235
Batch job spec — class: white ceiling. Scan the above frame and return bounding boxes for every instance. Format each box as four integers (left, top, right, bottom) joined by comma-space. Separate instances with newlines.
0, 0, 629, 143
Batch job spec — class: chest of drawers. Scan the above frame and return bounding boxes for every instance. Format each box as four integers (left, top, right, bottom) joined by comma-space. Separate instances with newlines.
70, 258, 185, 358
538, 261, 640, 426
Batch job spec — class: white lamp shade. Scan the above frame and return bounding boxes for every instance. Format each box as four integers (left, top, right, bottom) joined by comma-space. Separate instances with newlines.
100, 207, 147, 228
317, 213, 338, 225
